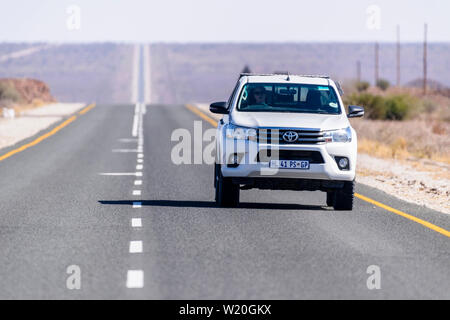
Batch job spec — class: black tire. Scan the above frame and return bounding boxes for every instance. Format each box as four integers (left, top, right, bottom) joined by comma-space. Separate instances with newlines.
214, 163, 219, 188
326, 191, 335, 207
215, 164, 239, 207
333, 181, 354, 211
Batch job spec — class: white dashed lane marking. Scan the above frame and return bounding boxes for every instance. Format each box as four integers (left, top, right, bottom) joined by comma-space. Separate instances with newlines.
129, 241, 143, 253
131, 218, 142, 228
99, 172, 141, 176
127, 45, 148, 290
118, 138, 138, 142
112, 149, 140, 153
126, 270, 144, 288
132, 103, 141, 137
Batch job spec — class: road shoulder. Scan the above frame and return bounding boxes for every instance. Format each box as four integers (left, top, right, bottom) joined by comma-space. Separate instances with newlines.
0, 103, 86, 152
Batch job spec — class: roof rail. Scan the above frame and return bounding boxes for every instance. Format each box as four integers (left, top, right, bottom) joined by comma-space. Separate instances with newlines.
239, 73, 330, 79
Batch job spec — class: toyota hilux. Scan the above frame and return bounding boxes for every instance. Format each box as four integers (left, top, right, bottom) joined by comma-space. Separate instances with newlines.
210, 73, 364, 210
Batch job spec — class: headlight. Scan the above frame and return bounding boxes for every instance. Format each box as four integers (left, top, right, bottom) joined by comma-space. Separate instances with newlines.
226, 124, 257, 141
323, 127, 352, 143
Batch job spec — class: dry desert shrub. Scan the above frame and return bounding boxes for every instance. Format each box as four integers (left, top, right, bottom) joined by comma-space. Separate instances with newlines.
351, 118, 450, 163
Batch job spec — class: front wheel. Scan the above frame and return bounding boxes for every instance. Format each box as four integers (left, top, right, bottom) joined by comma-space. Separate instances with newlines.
215, 164, 239, 207
333, 181, 354, 211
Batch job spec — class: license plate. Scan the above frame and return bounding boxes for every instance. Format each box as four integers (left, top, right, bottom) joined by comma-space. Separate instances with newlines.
270, 160, 310, 170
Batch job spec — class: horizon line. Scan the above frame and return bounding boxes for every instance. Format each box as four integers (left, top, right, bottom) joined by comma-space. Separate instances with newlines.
1, 40, 450, 45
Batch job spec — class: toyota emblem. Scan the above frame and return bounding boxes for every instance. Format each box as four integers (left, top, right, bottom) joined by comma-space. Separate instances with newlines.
282, 131, 299, 142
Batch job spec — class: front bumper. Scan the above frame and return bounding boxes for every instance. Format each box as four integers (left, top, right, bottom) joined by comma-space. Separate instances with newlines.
220, 140, 357, 182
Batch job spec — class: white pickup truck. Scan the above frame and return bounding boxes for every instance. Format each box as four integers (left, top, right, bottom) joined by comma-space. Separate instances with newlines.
210, 73, 364, 210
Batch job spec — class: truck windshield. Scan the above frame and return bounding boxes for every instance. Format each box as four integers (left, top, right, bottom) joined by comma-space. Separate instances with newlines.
237, 83, 341, 114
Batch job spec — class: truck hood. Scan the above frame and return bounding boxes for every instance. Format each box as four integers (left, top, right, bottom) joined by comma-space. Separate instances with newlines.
230, 111, 350, 131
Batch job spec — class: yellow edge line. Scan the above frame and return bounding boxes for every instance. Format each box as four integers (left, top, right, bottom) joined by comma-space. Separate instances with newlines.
355, 193, 450, 238
185, 104, 450, 239
186, 104, 218, 127
79, 103, 96, 115
0, 103, 95, 162
0, 115, 78, 162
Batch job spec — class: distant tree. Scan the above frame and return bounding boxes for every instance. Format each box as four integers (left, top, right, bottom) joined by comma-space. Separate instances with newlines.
356, 81, 370, 92
241, 65, 252, 74
376, 79, 390, 91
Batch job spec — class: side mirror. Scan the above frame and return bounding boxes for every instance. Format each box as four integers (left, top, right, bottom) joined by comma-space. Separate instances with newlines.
347, 105, 364, 118
210, 101, 228, 114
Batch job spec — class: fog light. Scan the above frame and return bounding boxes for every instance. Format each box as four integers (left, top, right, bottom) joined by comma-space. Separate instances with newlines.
335, 156, 350, 170
339, 158, 348, 168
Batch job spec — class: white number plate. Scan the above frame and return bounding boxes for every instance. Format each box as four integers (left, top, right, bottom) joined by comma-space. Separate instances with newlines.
270, 160, 310, 170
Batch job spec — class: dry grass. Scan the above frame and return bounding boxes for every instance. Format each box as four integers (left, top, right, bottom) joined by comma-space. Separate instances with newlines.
352, 118, 450, 164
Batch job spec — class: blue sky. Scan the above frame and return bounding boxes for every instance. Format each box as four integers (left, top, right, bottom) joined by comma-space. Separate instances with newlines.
0, 0, 448, 43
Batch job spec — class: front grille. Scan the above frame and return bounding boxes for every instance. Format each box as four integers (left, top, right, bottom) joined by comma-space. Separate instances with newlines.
257, 150, 324, 163
258, 128, 325, 144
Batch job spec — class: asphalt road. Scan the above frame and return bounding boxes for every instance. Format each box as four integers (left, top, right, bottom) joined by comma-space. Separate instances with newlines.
0, 44, 448, 299
0, 98, 449, 299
